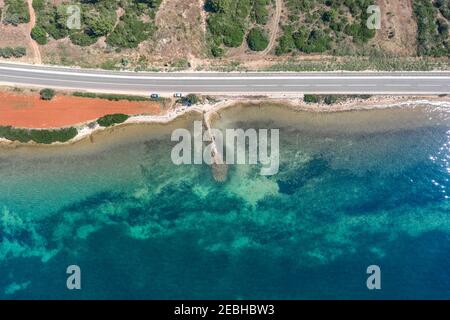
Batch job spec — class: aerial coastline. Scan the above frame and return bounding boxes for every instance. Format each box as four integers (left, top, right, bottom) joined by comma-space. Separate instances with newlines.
0, 91, 449, 147
1, 0, 450, 301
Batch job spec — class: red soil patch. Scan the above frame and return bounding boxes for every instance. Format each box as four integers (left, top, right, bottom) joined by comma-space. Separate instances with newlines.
0, 92, 161, 128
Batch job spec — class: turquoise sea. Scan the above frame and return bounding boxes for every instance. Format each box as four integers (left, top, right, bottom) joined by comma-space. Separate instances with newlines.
0, 102, 449, 299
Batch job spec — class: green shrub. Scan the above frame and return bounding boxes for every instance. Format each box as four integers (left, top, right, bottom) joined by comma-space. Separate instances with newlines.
303, 94, 369, 105
31, 26, 48, 45
32, 0, 45, 11
413, 0, 450, 56
33, 5, 69, 41
437, 0, 450, 19
247, 27, 269, 51
32, 1, 160, 49
170, 58, 191, 70
13, 46, 26, 57
275, 31, 295, 55
0, 126, 77, 144
84, 10, 116, 37
252, 0, 270, 25
303, 29, 332, 53
221, 22, 245, 47
211, 45, 225, 57
303, 94, 320, 103
0, 47, 14, 58
324, 95, 338, 105
106, 13, 153, 48
0, 47, 25, 58
181, 94, 200, 106
205, 0, 227, 13
73, 92, 97, 99
277, 0, 378, 55
73, 92, 150, 102
3, 0, 30, 25
70, 32, 98, 47
40, 88, 56, 100
207, 0, 266, 51
344, 21, 376, 44
97, 114, 130, 127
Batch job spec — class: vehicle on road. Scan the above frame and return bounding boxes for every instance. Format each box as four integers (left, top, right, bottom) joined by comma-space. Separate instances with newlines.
174, 93, 183, 98
150, 93, 160, 100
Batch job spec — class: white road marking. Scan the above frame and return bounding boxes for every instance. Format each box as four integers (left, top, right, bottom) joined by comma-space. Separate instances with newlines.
1, 68, 449, 94
347, 84, 377, 87
2, 65, 450, 80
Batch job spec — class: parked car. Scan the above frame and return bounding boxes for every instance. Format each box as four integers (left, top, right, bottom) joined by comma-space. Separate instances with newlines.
174, 93, 183, 98
150, 93, 160, 99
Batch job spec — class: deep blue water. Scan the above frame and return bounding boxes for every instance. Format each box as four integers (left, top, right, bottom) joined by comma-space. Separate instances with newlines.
0, 104, 449, 299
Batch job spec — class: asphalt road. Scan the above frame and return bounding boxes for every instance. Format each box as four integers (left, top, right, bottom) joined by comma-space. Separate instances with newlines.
1, 62, 450, 95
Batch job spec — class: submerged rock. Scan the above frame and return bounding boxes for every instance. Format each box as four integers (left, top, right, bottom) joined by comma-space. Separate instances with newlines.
212, 162, 228, 182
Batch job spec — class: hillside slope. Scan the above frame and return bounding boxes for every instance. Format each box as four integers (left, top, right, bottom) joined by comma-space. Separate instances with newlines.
0, 0, 448, 70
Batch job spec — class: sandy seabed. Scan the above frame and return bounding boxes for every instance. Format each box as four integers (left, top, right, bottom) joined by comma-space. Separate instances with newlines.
0, 94, 449, 148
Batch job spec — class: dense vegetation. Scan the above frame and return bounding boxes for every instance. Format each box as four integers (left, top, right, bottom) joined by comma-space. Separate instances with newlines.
32, 0, 161, 48
1, 0, 30, 25
276, 0, 376, 55
73, 92, 150, 102
97, 114, 130, 127
181, 94, 200, 106
247, 27, 269, 51
106, 12, 155, 48
31, 25, 48, 44
0, 126, 78, 144
0, 46, 26, 58
413, 0, 450, 56
304, 94, 372, 104
206, 0, 271, 54
252, 0, 270, 25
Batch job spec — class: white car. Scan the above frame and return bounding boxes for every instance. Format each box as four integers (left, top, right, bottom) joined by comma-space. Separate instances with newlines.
174, 93, 183, 98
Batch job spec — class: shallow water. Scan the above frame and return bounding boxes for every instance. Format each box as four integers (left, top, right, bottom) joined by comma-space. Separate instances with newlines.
0, 103, 449, 299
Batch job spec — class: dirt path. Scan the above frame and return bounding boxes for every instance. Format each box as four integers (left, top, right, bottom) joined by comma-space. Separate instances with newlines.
26, 0, 42, 64
375, 0, 417, 56
198, 0, 207, 34
261, 0, 282, 55
153, 0, 206, 61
